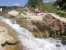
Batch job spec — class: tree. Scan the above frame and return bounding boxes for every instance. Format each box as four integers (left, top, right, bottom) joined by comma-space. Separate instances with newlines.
55, 0, 66, 10
27, 0, 43, 9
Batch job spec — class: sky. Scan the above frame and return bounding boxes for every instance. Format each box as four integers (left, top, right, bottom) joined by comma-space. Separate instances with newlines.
44, 0, 56, 3
0, 0, 28, 6
0, 0, 56, 6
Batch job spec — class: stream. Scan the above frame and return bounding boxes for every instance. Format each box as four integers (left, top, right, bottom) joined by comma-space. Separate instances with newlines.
0, 16, 66, 50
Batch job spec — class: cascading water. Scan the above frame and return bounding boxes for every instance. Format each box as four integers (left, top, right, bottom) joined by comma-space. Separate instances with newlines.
0, 16, 66, 50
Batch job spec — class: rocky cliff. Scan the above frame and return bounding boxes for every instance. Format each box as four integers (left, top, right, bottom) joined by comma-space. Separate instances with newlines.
16, 13, 66, 39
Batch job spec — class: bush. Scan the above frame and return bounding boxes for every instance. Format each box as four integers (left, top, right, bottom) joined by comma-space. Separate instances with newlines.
62, 3, 66, 10
56, 11, 65, 17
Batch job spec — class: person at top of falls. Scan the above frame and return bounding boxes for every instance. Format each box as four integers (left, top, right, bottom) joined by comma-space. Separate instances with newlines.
34, 8, 44, 16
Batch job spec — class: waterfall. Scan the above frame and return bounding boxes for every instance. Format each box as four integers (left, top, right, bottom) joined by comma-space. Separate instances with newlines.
0, 16, 66, 50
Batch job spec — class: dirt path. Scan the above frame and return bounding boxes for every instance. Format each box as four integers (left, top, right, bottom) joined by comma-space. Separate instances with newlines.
48, 13, 66, 23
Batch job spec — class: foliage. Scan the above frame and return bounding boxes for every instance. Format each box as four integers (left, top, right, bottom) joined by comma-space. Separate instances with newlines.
54, 0, 66, 10
56, 10, 66, 18
42, 3, 57, 13
62, 3, 66, 10
27, 0, 43, 9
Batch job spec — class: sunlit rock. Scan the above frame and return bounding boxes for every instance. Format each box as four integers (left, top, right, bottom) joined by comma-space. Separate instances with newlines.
0, 21, 22, 50
8, 10, 19, 17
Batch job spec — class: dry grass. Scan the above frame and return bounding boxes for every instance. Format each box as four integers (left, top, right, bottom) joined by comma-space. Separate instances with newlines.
32, 31, 49, 38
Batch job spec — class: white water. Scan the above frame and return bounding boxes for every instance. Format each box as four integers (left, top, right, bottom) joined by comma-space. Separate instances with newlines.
0, 17, 66, 50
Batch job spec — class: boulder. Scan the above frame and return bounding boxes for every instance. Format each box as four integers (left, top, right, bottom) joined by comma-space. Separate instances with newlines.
8, 10, 19, 17
0, 21, 22, 50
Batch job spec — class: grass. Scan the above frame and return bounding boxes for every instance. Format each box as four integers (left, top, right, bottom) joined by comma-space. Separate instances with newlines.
56, 10, 66, 18
42, 3, 57, 13
42, 3, 66, 18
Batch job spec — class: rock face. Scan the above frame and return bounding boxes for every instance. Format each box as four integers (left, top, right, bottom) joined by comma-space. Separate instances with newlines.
31, 14, 66, 38
0, 21, 22, 50
16, 13, 66, 38
43, 14, 66, 37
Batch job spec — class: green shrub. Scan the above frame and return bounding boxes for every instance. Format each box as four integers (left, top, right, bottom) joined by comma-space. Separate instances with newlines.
56, 11, 66, 17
